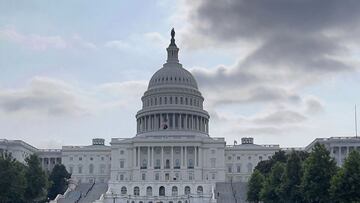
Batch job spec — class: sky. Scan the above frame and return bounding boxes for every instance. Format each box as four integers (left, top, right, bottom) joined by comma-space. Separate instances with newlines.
0, 0, 360, 149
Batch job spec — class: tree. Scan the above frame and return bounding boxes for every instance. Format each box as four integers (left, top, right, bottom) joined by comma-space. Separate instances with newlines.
24, 154, 49, 202
47, 164, 71, 200
260, 162, 285, 203
301, 143, 337, 203
255, 150, 287, 175
279, 151, 304, 203
247, 170, 265, 203
0, 153, 27, 203
330, 150, 360, 203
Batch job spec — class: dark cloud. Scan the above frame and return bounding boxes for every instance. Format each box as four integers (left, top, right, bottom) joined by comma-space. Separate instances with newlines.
191, 0, 360, 41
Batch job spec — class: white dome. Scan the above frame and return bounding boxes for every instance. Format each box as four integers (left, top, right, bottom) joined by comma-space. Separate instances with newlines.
148, 63, 198, 90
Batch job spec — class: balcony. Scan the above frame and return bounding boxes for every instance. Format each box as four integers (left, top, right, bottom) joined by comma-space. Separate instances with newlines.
187, 166, 194, 169
140, 166, 147, 169
174, 166, 181, 169
154, 166, 161, 169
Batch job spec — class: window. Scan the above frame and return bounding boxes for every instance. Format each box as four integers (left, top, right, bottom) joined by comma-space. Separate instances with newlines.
70, 157, 73, 161
100, 164, 105, 174
188, 159, 194, 168
101, 157, 105, 161
89, 164, 94, 174
227, 156, 231, 160
172, 186, 178, 196
248, 156, 252, 160
121, 187, 127, 195
175, 159, 180, 168
211, 149, 216, 154
211, 158, 216, 168
120, 160, 125, 168
155, 173, 160, 180
197, 186, 203, 194
142, 173, 146, 181
165, 159, 170, 169
259, 156, 263, 161
237, 165, 241, 173
134, 187, 140, 196
247, 163, 253, 173
165, 173, 170, 181
120, 174, 124, 181
212, 173, 216, 180
146, 186, 152, 196
189, 173, 193, 180
79, 157, 82, 161
120, 150, 124, 155
237, 156, 241, 160
155, 159, 160, 168
159, 186, 165, 196
227, 165, 232, 173
142, 159, 147, 168
78, 166, 82, 174
184, 186, 191, 195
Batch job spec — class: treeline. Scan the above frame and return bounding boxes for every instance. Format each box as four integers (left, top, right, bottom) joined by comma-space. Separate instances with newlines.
0, 153, 71, 203
247, 143, 360, 203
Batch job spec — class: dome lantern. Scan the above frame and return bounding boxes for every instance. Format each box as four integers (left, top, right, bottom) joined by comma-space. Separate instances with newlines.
166, 28, 179, 63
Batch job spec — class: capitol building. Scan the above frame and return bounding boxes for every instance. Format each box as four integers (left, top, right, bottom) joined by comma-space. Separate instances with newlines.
1, 30, 360, 203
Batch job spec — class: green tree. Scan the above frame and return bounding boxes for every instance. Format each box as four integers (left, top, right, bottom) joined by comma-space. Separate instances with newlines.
279, 151, 304, 203
47, 164, 71, 200
301, 143, 337, 203
260, 162, 285, 203
247, 170, 265, 203
255, 150, 287, 175
330, 150, 360, 203
0, 153, 27, 203
24, 154, 49, 202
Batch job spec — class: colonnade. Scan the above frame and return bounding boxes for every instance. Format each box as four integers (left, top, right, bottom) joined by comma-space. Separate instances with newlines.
137, 113, 209, 134
133, 146, 201, 169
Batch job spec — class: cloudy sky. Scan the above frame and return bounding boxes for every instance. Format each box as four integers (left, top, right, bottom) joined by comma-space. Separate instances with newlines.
1, 0, 360, 148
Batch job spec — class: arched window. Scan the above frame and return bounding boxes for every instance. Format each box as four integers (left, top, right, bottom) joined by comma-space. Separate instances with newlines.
146, 186, 152, 196
184, 186, 191, 195
89, 164, 94, 174
159, 186, 165, 196
134, 186, 140, 196
121, 186, 127, 195
197, 186, 203, 194
172, 186, 178, 196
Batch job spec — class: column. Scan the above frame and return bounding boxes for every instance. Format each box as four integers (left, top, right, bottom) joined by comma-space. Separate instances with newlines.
137, 147, 140, 167
185, 115, 188, 129
171, 146, 174, 168
179, 114, 182, 129
199, 147, 202, 167
133, 147, 137, 168
206, 120, 209, 133
161, 147, 164, 169
195, 146, 197, 167
152, 147, 154, 168
148, 147, 150, 168
185, 146, 187, 168
180, 146, 183, 167
173, 114, 176, 129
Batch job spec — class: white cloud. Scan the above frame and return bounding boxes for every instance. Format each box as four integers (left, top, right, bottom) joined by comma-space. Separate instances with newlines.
0, 77, 147, 118
0, 27, 96, 51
